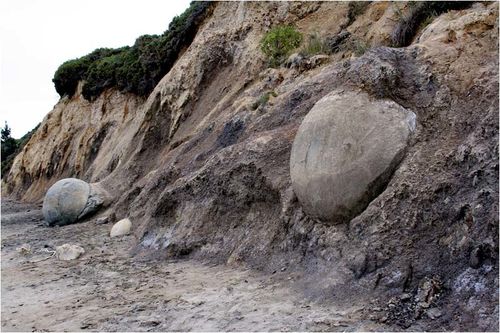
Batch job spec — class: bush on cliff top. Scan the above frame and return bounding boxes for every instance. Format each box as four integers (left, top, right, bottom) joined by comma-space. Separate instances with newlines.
53, 1, 211, 100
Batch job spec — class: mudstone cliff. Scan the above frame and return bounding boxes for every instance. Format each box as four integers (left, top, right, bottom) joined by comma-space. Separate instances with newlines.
4, 1, 499, 330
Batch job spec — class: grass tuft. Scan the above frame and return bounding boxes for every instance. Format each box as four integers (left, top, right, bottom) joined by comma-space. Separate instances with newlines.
251, 91, 277, 110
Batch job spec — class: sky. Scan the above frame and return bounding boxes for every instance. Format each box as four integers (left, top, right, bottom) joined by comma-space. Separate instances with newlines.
0, 0, 191, 138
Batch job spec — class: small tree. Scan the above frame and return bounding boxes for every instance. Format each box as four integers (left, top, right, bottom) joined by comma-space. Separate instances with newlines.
260, 26, 303, 67
1, 122, 39, 178
1, 122, 18, 162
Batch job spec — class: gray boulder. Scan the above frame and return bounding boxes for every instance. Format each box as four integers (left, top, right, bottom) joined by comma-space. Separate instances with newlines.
290, 90, 416, 224
42, 178, 108, 226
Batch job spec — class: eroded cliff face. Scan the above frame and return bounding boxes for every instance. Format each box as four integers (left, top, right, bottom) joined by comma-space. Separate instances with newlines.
5, 83, 145, 201
5, 2, 499, 330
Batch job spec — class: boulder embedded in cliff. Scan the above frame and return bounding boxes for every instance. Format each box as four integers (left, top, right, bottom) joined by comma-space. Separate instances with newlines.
42, 178, 106, 226
290, 90, 416, 224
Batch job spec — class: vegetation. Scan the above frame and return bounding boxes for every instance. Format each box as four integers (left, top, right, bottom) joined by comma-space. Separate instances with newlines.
52, 48, 126, 98
348, 38, 370, 56
260, 26, 303, 67
342, 1, 371, 29
300, 32, 330, 57
419, 13, 438, 32
53, 1, 211, 100
391, 1, 473, 47
1, 122, 17, 163
251, 91, 277, 110
299, 31, 369, 58
296, 1, 371, 58
1, 122, 39, 178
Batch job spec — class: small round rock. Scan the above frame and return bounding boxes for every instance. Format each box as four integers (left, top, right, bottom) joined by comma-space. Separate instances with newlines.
110, 218, 132, 237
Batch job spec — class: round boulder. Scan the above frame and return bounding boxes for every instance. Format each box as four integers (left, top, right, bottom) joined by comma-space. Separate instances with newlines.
42, 178, 106, 226
290, 90, 416, 224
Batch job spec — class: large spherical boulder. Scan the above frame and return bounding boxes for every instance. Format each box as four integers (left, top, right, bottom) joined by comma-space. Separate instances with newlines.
290, 90, 416, 225
42, 178, 107, 226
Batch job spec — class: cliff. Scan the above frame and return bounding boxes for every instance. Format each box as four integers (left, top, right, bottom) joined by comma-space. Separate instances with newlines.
4, 2, 498, 330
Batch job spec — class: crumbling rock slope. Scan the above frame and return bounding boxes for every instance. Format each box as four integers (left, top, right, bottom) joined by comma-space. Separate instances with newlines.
4, 2, 498, 331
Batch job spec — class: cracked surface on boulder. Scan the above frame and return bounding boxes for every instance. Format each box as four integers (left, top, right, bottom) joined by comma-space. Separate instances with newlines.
290, 90, 416, 224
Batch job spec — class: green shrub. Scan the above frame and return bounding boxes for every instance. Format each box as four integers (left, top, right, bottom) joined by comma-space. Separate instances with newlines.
260, 26, 303, 67
53, 1, 211, 100
53, 48, 125, 98
1, 122, 39, 178
1, 122, 17, 163
251, 91, 277, 110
